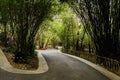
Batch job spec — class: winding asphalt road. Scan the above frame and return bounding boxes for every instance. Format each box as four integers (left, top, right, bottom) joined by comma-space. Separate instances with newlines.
0, 49, 110, 80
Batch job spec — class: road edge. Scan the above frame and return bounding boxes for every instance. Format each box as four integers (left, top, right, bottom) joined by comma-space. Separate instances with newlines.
61, 52, 120, 80
0, 49, 49, 74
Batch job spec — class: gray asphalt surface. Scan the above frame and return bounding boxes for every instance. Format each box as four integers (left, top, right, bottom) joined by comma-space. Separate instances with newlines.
0, 50, 110, 80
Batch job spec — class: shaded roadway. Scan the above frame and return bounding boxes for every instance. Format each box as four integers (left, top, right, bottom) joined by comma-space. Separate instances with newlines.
0, 49, 110, 80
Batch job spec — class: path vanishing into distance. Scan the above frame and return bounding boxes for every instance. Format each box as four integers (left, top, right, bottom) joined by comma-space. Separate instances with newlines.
0, 49, 119, 80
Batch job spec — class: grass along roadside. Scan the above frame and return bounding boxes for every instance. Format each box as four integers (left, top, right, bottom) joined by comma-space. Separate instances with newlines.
79, 52, 120, 76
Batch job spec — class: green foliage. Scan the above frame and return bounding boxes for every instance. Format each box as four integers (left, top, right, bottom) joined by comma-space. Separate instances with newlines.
0, 0, 63, 62
67, 0, 120, 60
36, 3, 80, 50
0, 0, 100, 62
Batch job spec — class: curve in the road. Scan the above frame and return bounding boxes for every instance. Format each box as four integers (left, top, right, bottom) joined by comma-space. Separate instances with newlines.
0, 49, 48, 74
0, 49, 111, 80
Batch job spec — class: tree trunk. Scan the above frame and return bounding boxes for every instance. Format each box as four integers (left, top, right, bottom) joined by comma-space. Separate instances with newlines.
3, 22, 7, 46
14, 34, 35, 63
